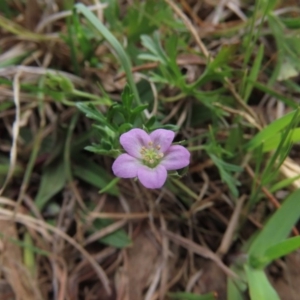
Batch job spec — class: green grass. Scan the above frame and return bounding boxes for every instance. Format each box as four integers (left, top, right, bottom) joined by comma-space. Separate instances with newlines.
0, 0, 300, 299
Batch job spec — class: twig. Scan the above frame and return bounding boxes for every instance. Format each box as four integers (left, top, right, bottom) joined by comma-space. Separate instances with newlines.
164, 0, 210, 59
217, 195, 246, 256
161, 230, 238, 279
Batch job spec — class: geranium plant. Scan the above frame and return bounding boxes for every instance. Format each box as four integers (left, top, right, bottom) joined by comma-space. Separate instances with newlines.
77, 85, 189, 189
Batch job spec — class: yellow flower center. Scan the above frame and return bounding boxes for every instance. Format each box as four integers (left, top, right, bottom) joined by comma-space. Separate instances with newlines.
140, 142, 164, 167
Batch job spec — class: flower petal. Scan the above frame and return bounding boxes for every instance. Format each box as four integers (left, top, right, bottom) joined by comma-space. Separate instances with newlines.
120, 129, 151, 158
150, 129, 175, 152
112, 154, 141, 178
161, 145, 190, 170
137, 165, 167, 189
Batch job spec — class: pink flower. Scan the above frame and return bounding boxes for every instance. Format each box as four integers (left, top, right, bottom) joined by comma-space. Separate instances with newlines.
112, 128, 190, 189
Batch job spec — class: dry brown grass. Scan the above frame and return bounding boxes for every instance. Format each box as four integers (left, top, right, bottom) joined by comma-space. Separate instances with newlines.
0, 1, 300, 300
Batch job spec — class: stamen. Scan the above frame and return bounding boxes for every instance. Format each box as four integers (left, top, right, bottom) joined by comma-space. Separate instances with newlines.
140, 146, 146, 154
141, 143, 164, 168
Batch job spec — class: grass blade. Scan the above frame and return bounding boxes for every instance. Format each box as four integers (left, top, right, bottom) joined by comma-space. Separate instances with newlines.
246, 108, 300, 151
262, 236, 300, 265
248, 188, 300, 259
75, 3, 141, 105
243, 44, 264, 102
245, 265, 280, 300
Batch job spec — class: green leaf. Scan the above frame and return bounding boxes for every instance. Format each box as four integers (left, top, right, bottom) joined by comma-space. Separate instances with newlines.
243, 44, 264, 102
99, 177, 120, 194
0, 1, 12, 17
281, 17, 300, 29
225, 125, 243, 154
45, 73, 74, 93
270, 174, 300, 193
103, 0, 120, 30
131, 104, 148, 117
124, 0, 172, 42
209, 154, 242, 197
138, 53, 165, 63
76, 102, 106, 123
260, 127, 300, 152
253, 81, 297, 108
263, 0, 280, 13
165, 34, 178, 62
246, 108, 300, 151
248, 188, 300, 259
118, 123, 133, 134
71, 9, 95, 61
145, 116, 156, 130
260, 236, 300, 267
148, 72, 170, 84
267, 14, 300, 84
106, 103, 124, 123
227, 264, 248, 300
23, 233, 36, 276
227, 277, 245, 300
84, 145, 120, 157
151, 124, 179, 131
208, 44, 237, 70
121, 84, 133, 110
140, 33, 168, 65
92, 219, 131, 248
245, 265, 280, 300
35, 160, 67, 210
73, 156, 119, 196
